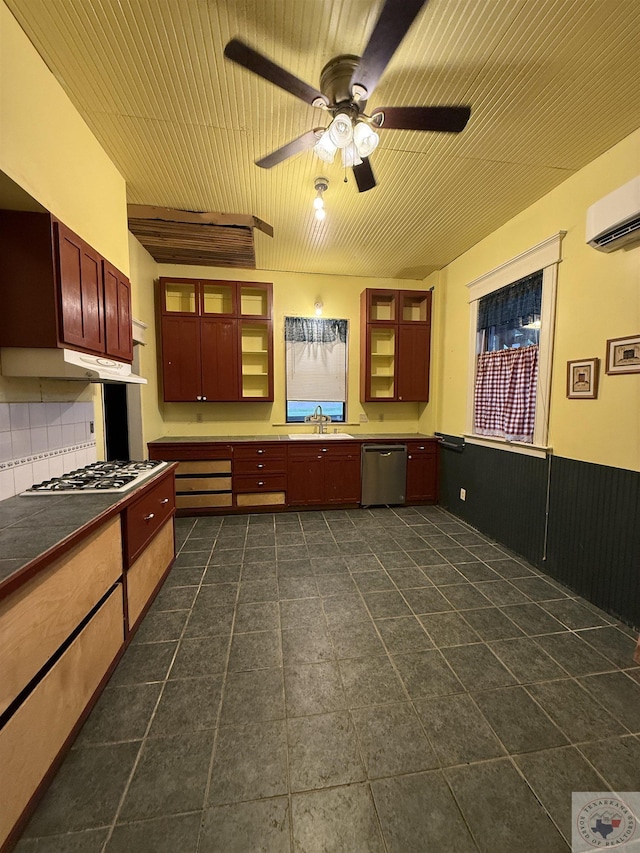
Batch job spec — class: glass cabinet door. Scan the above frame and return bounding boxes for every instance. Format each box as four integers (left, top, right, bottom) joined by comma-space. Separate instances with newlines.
367, 290, 397, 323
201, 282, 236, 315
162, 280, 197, 314
240, 283, 271, 318
400, 291, 431, 323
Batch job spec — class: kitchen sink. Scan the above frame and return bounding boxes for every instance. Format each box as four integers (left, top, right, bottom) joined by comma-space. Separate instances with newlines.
288, 433, 354, 440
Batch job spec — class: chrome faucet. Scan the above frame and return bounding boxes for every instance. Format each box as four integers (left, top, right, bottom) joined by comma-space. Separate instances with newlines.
304, 405, 331, 434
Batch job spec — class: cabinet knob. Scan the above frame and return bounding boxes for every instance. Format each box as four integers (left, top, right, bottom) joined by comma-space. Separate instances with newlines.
419, 446, 425, 450
257, 463, 264, 469
144, 512, 155, 522
257, 449, 265, 454
160, 498, 169, 504
257, 481, 264, 487
321, 448, 327, 452
202, 396, 207, 401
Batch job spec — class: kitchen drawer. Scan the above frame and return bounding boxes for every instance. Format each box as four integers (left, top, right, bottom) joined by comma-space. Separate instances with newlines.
233, 444, 286, 461
124, 472, 175, 566
236, 491, 286, 508
126, 519, 174, 630
176, 476, 232, 492
406, 441, 436, 454
288, 442, 360, 459
176, 493, 233, 509
0, 516, 122, 717
0, 584, 124, 851
234, 457, 285, 475
149, 443, 232, 461
176, 460, 231, 475
233, 473, 286, 493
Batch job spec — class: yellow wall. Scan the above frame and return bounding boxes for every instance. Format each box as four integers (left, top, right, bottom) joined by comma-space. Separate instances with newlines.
422, 128, 640, 472
129, 242, 432, 445
0, 1, 131, 443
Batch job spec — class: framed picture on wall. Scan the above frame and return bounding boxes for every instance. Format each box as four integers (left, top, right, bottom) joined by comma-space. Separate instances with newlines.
567, 358, 599, 399
605, 334, 640, 374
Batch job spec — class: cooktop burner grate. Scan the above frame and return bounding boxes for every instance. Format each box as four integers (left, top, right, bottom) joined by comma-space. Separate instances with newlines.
22, 460, 167, 495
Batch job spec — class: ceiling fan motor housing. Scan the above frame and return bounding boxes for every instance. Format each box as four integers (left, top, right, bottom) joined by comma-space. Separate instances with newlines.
320, 54, 362, 108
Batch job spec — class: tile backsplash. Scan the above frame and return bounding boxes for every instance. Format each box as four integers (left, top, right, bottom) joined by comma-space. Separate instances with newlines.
0, 401, 97, 500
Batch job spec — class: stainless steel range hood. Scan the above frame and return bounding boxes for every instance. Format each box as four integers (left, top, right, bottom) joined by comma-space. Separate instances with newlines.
0, 348, 147, 384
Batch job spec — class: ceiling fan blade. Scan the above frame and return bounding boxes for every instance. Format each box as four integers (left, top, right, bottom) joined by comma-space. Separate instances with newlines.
224, 39, 328, 106
372, 106, 471, 132
350, 0, 428, 99
353, 158, 377, 193
256, 129, 322, 169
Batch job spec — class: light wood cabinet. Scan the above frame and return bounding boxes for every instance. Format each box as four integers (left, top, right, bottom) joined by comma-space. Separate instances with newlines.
159, 277, 273, 402
360, 289, 432, 402
0, 211, 133, 362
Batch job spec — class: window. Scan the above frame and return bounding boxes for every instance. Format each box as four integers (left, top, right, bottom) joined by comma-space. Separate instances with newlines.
466, 233, 565, 454
285, 317, 348, 424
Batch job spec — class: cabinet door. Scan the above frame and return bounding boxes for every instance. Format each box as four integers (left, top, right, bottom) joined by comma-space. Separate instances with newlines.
324, 451, 361, 503
406, 447, 438, 501
56, 223, 104, 353
103, 261, 133, 362
161, 316, 201, 401
201, 318, 239, 401
287, 453, 325, 505
397, 323, 430, 401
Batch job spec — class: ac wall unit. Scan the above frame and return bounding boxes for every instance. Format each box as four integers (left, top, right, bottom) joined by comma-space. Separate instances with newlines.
586, 176, 640, 252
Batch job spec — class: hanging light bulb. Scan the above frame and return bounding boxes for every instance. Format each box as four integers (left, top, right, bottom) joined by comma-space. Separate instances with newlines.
313, 177, 328, 221
341, 142, 362, 169
328, 112, 353, 148
313, 130, 337, 164
353, 120, 380, 158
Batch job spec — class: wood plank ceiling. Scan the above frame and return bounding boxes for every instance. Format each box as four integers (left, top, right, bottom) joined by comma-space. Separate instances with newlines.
5, 0, 640, 279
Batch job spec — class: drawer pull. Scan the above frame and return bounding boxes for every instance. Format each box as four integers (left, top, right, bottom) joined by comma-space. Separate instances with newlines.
257, 481, 265, 487
144, 513, 155, 521
257, 449, 265, 454
160, 498, 170, 505
257, 463, 264, 469
321, 448, 328, 452
418, 446, 425, 450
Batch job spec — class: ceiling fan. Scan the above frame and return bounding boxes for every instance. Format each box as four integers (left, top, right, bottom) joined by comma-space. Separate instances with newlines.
224, 0, 471, 192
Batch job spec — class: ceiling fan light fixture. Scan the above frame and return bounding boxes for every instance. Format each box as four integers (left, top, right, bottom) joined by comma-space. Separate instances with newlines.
313, 130, 337, 163
341, 142, 363, 169
328, 112, 354, 148
353, 121, 379, 158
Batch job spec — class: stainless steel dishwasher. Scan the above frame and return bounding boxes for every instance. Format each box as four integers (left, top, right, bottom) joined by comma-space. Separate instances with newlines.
361, 444, 407, 506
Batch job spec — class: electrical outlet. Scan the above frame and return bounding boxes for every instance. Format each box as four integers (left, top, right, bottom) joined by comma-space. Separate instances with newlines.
359, 413, 369, 423
196, 413, 203, 423
378, 413, 384, 422
460, 488, 466, 501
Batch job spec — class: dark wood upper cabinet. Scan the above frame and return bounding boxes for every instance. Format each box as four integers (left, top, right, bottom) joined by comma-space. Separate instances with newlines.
159, 277, 273, 403
0, 211, 133, 362
103, 260, 133, 362
360, 288, 432, 402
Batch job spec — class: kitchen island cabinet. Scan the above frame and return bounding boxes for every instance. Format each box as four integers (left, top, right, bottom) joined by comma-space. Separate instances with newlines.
0, 464, 176, 853
0, 211, 133, 362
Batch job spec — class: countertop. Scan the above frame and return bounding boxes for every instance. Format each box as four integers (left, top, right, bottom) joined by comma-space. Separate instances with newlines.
148, 433, 439, 444
0, 465, 177, 601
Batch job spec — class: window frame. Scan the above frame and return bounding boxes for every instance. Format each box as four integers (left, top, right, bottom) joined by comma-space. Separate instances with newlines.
284, 315, 349, 424
465, 232, 565, 457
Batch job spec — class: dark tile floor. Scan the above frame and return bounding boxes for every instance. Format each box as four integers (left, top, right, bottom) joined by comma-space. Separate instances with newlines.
16, 506, 640, 853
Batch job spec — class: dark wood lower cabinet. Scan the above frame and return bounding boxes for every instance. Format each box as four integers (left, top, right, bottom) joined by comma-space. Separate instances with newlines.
148, 437, 439, 515
406, 441, 438, 502
287, 443, 361, 506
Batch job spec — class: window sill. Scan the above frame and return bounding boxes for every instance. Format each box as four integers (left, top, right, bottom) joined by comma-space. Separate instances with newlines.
464, 434, 551, 459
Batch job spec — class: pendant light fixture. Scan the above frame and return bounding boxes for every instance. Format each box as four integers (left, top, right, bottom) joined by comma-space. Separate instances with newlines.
313, 177, 328, 221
